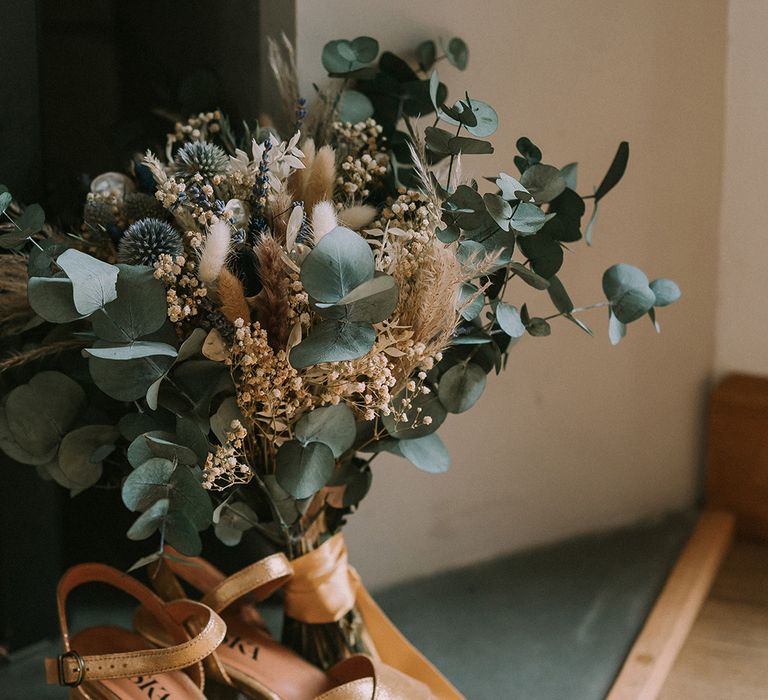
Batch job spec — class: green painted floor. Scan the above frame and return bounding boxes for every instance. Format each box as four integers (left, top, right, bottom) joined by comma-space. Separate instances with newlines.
0, 512, 694, 699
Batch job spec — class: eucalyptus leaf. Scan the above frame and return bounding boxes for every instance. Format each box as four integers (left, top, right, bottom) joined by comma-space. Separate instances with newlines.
84, 341, 178, 361
438, 362, 487, 413
0, 191, 11, 216
275, 440, 335, 499
127, 431, 199, 469
594, 141, 629, 201
127, 497, 169, 540
27, 277, 81, 323
496, 173, 531, 201
518, 227, 564, 278
440, 100, 498, 137
300, 227, 374, 303
0, 400, 58, 465
399, 433, 450, 473
608, 309, 627, 345
547, 275, 574, 313
526, 318, 552, 336
520, 164, 566, 203
17, 203, 45, 235
458, 283, 484, 321
295, 404, 356, 458
560, 162, 578, 190
5, 371, 85, 459
57, 425, 119, 496
508, 262, 550, 290
650, 278, 681, 307
602, 264, 655, 323
444, 37, 469, 70
496, 302, 526, 338
210, 397, 246, 445
89, 354, 174, 402
213, 501, 258, 546
91, 265, 168, 342
416, 40, 437, 71
56, 249, 119, 316
290, 320, 375, 368
338, 90, 375, 123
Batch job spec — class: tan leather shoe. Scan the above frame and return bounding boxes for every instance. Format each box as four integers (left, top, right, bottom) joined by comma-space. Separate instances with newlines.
142, 549, 432, 699
44, 562, 226, 699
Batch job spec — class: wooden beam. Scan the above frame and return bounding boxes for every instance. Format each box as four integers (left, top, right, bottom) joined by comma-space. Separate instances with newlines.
606, 510, 735, 700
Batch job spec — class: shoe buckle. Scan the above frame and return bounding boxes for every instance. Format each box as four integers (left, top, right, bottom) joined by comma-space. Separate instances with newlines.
57, 650, 86, 687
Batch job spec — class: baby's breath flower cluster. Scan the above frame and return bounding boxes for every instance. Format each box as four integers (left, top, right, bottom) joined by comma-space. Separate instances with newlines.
153, 253, 208, 324
228, 320, 315, 439
333, 119, 389, 204
202, 419, 252, 491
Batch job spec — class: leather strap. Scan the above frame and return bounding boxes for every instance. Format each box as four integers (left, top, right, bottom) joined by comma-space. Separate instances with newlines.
150, 547, 292, 613
148, 547, 292, 686
44, 563, 225, 688
320, 655, 432, 699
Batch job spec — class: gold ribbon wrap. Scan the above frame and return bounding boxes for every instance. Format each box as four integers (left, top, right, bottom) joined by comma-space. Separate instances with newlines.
284, 533, 465, 700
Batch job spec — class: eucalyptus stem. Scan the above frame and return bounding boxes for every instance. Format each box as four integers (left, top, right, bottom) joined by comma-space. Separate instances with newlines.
542, 300, 611, 321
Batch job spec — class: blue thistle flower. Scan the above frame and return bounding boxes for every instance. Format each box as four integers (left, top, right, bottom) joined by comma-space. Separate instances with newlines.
173, 141, 229, 181
118, 218, 183, 266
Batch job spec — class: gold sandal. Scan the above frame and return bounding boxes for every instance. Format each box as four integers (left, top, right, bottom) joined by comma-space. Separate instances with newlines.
44, 562, 226, 699
142, 548, 432, 699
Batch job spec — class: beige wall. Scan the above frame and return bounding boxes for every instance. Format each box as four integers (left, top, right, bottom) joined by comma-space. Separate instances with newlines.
715, 0, 768, 375
295, 0, 727, 586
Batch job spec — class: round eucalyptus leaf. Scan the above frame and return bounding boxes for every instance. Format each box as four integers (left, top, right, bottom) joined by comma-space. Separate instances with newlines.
122, 458, 175, 512
650, 278, 681, 307
483, 193, 512, 231
0, 400, 57, 465
438, 362, 487, 413
496, 302, 526, 338
508, 262, 550, 290
317, 273, 399, 323
383, 390, 447, 439
210, 397, 247, 445
57, 425, 120, 496
126, 497, 169, 541
496, 173, 531, 201
526, 317, 552, 337
289, 320, 376, 368
295, 404, 356, 458
416, 40, 437, 70
351, 36, 379, 62
56, 249, 119, 316
518, 228, 564, 278
445, 37, 469, 70
399, 433, 451, 473
300, 227, 374, 303
165, 510, 203, 555
608, 309, 627, 345
27, 276, 81, 323
458, 283, 484, 321
127, 431, 199, 469
89, 354, 174, 402
5, 371, 86, 458
91, 265, 168, 342
602, 264, 656, 323
17, 203, 45, 235
0, 191, 11, 215
213, 501, 258, 546
510, 202, 549, 236
338, 90, 374, 124
276, 440, 335, 499
520, 164, 566, 203
441, 99, 497, 137
343, 468, 372, 508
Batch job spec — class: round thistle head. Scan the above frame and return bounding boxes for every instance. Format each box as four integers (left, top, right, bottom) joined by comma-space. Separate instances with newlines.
173, 141, 229, 181
124, 192, 166, 223
118, 218, 183, 266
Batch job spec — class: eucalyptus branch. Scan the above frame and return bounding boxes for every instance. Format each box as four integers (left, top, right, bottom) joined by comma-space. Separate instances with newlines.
542, 300, 611, 321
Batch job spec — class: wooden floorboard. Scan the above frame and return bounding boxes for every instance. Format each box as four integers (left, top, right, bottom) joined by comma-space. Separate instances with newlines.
657, 540, 768, 699
606, 511, 735, 700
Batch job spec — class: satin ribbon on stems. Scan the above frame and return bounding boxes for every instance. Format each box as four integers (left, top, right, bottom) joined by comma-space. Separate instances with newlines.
284, 533, 465, 700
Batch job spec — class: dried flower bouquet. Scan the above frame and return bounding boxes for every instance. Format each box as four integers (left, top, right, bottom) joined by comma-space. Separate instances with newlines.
0, 35, 679, 675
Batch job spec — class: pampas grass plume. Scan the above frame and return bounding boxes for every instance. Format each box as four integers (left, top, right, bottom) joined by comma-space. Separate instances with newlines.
311, 201, 338, 242
198, 220, 231, 285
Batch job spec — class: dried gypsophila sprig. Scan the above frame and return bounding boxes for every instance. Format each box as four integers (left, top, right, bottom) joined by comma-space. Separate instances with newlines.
202, 419, 253, 491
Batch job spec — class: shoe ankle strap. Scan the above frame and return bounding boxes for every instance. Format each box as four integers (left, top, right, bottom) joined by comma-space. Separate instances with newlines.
44, 563, 225, 688
150, 547, 293, 613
